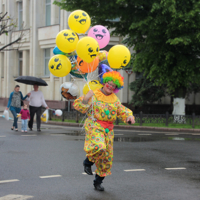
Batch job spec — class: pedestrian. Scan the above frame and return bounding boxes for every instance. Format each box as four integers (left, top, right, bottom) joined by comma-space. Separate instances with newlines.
18, 104, 30, 132
6, 85, 30, 131
73, 71, 135, 191
27, 85, 49, 132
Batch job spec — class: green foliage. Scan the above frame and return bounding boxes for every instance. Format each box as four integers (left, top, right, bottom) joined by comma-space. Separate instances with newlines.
129, 75, 166, 106
54, 0, 200, 97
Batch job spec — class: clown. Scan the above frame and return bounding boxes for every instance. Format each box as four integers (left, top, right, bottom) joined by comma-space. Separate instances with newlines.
73, 71, 135, 191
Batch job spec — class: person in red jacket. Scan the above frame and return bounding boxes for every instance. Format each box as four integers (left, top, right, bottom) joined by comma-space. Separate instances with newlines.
18, 104, 30, 132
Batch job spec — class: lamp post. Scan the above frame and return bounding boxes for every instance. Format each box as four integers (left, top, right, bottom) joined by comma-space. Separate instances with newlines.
125, 69, 133, 103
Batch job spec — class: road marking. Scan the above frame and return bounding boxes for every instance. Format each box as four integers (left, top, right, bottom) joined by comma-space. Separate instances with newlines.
0, 136, 6, 137
82, 172, 95, 175
124, 169, 146, 172
39, 175, 62, 179
21, 135, 37, 136
0, 179, 19, 184
165, 167, 186, 170
165, 134, 179, 135
115, 134, 124, 135
0, 194, 34, 200
138, 134, 152, 136
51, 134, 65, 136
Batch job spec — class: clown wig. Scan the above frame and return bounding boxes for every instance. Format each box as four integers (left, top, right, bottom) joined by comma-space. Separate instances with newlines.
101, 71, 124, 93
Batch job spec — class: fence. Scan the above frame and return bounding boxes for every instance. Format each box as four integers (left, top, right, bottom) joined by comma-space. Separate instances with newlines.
44, 108, 200, 129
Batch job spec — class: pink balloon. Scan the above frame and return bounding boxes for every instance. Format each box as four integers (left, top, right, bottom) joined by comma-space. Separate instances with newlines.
88, 25, 110, 49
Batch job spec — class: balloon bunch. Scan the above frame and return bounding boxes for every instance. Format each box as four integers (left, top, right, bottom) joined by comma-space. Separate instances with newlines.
48, 9, 131, 98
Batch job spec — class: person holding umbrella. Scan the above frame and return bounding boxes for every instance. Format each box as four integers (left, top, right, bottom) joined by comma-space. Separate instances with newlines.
27, 85, 49, 132
6, 85, 30, 131
14, 76, 49, 132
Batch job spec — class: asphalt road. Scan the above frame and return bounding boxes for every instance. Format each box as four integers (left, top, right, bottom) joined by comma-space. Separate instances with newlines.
0, 118, 200, 200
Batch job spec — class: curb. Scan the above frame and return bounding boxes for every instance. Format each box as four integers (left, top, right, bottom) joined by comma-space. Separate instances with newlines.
43, 121, 200, 133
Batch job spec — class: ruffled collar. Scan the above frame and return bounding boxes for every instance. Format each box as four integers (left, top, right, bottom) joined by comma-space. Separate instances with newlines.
93, 89, 118, 103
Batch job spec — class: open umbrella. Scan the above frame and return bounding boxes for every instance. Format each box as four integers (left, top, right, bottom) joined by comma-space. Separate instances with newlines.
15, 76, 48, 86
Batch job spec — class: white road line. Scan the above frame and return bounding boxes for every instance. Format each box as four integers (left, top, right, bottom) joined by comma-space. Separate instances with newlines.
138, 134, 152, 136
50, 134, 65, 136
39, 175, 62, 179
165, 134, 179, 135
165, 167, 186, 170
82, 172, 95, 175
21, 135, 37, 136
124, 169, 146, 172
0, 136, 6, 137
0, 179, 19, 184
0, 194, 33, 200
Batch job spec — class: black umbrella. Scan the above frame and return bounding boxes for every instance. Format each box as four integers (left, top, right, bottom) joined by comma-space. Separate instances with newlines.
15, 76, 48, 86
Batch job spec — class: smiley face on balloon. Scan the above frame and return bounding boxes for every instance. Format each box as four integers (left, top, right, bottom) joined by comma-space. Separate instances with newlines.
73, 11, 88, 25
68, 10, 91, 34
63, 32, 76, 43
76, 36, 100, 63
121, 56, 129, 68
107, 45, 131, 69
87, 44, 99, 59
48, 55, 71, 77
88, 25, 110, 49
56, 29, 79, 53
50, 58, 62, 71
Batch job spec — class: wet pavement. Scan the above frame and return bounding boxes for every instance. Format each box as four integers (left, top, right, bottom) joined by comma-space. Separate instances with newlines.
0, 118, 200, 200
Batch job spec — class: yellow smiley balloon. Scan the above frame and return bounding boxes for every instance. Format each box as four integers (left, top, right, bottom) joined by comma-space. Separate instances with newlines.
48, 55, 71, 77
76, 36, 100, 63
83, 80, 103, 95
107, 45, 131, 69
56, 29, 79, 53
68, 10, 91, 34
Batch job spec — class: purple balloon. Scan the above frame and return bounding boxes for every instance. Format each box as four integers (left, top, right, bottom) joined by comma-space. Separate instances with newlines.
99, 64, 113, 81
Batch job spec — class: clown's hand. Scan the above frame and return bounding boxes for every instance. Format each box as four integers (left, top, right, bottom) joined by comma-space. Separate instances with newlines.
126, 116, 135, 124
83, 90, 94, 104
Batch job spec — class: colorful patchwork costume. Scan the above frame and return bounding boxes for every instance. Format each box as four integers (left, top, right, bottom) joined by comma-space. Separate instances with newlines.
73, 71, 133, 178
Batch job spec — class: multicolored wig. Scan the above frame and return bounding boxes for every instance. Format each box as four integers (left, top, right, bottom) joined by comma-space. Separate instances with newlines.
101, 71, 124, 93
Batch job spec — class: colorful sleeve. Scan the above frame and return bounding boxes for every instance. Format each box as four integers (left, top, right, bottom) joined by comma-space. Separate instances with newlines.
73, 95, 92, 114
117, 101, 133, 123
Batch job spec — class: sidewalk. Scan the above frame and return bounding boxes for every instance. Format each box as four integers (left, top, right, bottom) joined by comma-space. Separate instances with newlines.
45, 120, 200, 133
1, 104, 200, 133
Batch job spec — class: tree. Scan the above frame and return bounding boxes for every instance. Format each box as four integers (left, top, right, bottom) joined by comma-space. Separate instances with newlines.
54, 0, 200, 112
0, 12, 24, 51
129, 75, 166, 107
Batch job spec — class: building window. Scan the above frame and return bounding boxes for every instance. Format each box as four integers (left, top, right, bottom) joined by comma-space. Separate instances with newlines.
46, 0, 51, 26
44, 49, 50, 76
18, 51, 23, 76
18, 2, 23, 30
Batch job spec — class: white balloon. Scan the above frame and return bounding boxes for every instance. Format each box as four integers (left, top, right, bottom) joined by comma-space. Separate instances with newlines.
60, 82, 80, 97
55, 109, 63, 116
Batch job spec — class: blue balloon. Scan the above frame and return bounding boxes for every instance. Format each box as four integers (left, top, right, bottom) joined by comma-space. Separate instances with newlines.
99, 64, 113, 82
53, 46, 65, 55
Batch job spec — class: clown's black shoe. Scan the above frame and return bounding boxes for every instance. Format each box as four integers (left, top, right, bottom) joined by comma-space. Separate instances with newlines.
83, 163, 93, 175
94, 183, 104, 191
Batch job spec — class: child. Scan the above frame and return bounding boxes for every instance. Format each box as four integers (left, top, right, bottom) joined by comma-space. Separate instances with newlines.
18, 104, 30, 132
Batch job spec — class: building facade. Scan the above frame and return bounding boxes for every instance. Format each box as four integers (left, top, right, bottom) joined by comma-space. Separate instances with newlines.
0, 0, 199, 109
